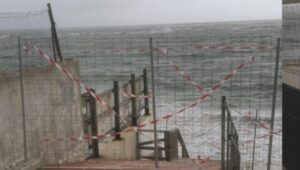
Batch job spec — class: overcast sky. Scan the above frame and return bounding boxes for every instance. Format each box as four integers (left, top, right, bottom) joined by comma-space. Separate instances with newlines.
0, 0, 282, 28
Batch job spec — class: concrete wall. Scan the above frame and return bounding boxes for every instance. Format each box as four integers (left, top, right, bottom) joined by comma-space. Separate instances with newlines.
282, 1, 300, 64
283, 65, 300, 89
100, 129, 138, 160
0, 59, 85, 169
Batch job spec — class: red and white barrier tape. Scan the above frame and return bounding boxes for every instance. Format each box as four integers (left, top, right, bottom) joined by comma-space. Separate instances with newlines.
23, 42, 254, 143
242, 112, 281, 132
122, 91, 152, 99
23, 42, 133, 131
192, 156, 211, 165
99, 44, 273, 54
158, 47, 206, 93
193, 45, 273, 51
135, 55, 255, 130
241, 129, 282, 146
43, 54, 254, 142
23, 42, 158, 143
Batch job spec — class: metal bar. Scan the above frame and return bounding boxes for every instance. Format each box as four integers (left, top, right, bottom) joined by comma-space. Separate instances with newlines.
18, 37, 27, 161
139, 139, 165, 146
176, 129, 190, 158
131, 74, 137, 126
136, 130, 140, 160
143, 69, 150, 116
267, 38, 281, 170
47, 3, 63, 61
251, 110, 258, 170
226, 98, 230, 170
149, 37, 159, 169
221, 96, 226, 170
114, 81, 121, 140
50, 28, 57, 62
90, 89, 99, 158
164, 131, 171, 161
139, 129, 168, 133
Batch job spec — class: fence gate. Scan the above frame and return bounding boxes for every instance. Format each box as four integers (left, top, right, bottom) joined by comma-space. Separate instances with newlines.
222, 96, 241, 170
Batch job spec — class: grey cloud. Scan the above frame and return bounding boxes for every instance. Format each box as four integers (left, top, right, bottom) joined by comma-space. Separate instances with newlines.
0, 0, 281, 27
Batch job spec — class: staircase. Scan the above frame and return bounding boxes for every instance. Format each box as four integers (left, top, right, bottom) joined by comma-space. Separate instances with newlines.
138, 129, 189, 161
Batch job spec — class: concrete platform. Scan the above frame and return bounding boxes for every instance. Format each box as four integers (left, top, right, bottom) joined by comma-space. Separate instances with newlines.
40, 159, 221, 170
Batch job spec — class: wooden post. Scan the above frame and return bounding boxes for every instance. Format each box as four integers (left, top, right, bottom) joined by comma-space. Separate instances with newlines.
90, 89, 99, 158
114, 81, 121, 140
143, 69, 150, 116
150, 37, 159, 168
131, 74, 137, 126
47, 3, 63, 61
164, 131, 171, 161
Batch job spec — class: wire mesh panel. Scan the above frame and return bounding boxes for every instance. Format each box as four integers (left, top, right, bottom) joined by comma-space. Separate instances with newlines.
150, 34, 281, 169
58, 27, 281, 169
0, 9, 87, 169
0, 9, 55, 169
0, 11, 282, 170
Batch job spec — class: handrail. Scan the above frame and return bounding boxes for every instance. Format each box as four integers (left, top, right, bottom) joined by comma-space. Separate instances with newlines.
138, 128, 189, 159
176, 129, 190, 158
222, 96, 240, 170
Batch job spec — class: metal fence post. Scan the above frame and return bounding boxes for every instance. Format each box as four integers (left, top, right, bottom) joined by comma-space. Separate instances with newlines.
149, 37, 159, 169
143, 69, 150, 116
114, 81, 121, 140
90, 88, 99, 158
47, 3, 63, 61
221, 96, 226, 170
267, 38, 281, 170
18, 37, 27, 161
226, 99, 230, 170
131, 74, 137, 126
251, 110, 258, 170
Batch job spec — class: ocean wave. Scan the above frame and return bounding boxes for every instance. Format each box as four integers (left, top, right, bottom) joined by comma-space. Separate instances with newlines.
150, 27, 174, 34
0, 35, 10, 39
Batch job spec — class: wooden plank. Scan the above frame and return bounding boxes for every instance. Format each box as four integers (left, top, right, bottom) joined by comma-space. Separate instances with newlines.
140, 146, 166, 150
139, 139, 165, 146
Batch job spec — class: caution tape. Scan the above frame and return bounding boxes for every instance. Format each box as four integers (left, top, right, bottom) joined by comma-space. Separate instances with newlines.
193, 45, 273, 51
23, 42, 134, 131
157, 47, 206, 93
22, 42, 154, 143
122, 91, 152, 99
42, 54, 254, 142
23, 42, 254, 143
241, 129, 282, 146
96, 45, 273, 54
135, 55, 255, 130
192, 156, 211, 165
